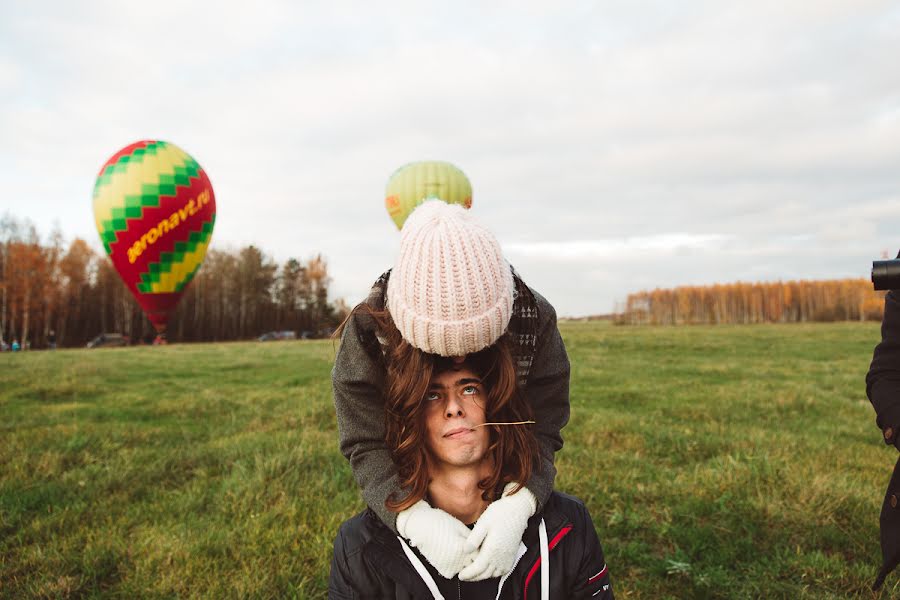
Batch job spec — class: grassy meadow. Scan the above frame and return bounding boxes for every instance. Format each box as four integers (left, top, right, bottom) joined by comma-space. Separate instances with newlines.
1, 321, 897, 598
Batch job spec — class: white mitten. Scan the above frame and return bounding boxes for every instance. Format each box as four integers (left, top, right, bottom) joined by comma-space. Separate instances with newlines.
396, 499, 476, 579
459, 482, 537, 581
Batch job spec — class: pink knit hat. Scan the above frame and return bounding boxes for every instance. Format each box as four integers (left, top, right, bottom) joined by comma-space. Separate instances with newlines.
387, 200, 514, 357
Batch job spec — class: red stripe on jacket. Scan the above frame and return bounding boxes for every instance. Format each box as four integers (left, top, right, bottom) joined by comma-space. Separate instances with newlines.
523, 525, 573, 600
588, 564, 608, 584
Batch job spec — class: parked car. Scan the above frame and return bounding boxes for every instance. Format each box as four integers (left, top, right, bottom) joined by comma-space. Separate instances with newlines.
257, 330, 297, 342
86, 333, 129, 348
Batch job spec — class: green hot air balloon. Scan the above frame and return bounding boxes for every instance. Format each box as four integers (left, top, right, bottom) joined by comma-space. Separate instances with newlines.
384, 161, 472, 229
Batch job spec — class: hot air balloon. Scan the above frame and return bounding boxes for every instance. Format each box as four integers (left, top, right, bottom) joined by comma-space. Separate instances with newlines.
385, 161, 472, 229
93, 140, 215, 339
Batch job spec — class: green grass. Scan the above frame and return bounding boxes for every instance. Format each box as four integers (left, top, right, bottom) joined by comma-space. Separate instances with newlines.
0, 322, 896, 598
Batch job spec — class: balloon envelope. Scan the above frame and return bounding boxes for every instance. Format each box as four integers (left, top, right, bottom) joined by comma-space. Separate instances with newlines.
93, 140, 216, 333
385, 161, 472, 229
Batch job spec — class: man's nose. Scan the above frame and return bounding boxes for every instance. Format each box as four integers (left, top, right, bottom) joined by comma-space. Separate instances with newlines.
445, 393, 466, 418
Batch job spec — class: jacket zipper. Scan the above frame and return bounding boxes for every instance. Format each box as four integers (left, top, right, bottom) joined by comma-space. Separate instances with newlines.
495, 541, 530, 599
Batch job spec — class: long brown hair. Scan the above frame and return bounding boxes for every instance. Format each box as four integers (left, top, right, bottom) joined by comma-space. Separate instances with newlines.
337, 303, 539, 512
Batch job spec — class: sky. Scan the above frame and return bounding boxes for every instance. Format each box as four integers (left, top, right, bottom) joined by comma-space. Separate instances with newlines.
2, 0, 899, 316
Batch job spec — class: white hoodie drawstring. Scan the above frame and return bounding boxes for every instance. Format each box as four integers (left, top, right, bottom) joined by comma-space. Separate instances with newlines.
398, 536, 445, 600
538, 518, 550, 598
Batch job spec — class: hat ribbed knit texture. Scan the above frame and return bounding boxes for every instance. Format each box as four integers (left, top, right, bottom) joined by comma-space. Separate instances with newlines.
387, 200, 514, 357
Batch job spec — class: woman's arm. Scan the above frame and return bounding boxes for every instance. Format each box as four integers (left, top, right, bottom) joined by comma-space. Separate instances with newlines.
332, 309, 403, 532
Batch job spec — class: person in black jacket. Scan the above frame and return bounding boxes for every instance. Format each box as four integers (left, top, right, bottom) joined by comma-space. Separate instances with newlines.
866, 288, 900, 590
329, 347, 613, 598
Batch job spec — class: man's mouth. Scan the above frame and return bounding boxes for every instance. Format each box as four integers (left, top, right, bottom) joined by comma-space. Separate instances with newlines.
443, 427, 473, 438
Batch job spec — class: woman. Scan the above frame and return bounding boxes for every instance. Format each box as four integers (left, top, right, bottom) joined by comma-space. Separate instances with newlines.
332, 200, 572, 580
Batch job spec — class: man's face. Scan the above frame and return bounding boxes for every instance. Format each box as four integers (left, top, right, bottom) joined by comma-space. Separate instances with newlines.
423, 365, 489, 468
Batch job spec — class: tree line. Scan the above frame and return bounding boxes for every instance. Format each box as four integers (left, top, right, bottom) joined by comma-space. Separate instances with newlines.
616, 279, 885, 325
0, 214, 349, 349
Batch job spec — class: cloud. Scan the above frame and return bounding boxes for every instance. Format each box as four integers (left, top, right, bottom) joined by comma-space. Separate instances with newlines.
504, 234, 733, 260
1, 1, 899, 315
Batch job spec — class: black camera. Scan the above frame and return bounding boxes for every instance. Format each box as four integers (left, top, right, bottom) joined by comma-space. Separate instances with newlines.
872, 259, 900, 291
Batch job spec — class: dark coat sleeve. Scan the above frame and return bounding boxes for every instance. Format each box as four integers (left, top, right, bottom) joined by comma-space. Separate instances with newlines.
329, 514, 390, 599
568, 502, 614, 599
523, 290, 571, 509
329, 522, 358, 599
332, 311, 403, 532
875, 456, 900, 590
866, 285, 900, 590
866, 290, 900, 448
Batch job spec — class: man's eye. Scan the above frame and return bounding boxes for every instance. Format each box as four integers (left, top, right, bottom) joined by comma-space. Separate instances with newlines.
462, 385, 478, 395
425, 392, 441, 402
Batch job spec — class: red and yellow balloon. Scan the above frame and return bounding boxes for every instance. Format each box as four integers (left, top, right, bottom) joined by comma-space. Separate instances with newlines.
93, 140, 215, 335
385, 161, 472, 229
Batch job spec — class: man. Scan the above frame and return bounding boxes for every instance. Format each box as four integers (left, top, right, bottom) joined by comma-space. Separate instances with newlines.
329, 350, 613, 598
866, 287, 900, 590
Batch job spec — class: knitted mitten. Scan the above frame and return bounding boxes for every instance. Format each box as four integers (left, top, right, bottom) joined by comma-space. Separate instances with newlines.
459, 483, 537, 581
396, 499, 476, 579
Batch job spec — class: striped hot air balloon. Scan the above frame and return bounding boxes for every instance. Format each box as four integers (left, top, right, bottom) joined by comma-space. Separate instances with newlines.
385, 161, 472, 229
93, 140, 216, 336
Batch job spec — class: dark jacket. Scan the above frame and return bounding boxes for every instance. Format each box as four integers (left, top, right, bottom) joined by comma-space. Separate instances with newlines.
332, 270, 571, 532
865, 289, 900, 590
329, 491, 613, 599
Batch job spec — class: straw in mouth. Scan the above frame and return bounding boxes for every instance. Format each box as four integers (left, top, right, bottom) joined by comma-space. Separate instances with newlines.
471, 420, 536, 428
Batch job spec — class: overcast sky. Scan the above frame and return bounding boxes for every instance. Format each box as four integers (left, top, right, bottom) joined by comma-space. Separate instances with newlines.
2, 0, 899, 316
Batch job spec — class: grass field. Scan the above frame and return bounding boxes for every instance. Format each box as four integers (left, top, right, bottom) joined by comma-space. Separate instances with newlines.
1, 321, 897, 599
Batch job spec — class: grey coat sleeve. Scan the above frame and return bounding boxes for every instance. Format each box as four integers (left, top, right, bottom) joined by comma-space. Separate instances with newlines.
523, 290, 571, 510
331, 311, 403, 532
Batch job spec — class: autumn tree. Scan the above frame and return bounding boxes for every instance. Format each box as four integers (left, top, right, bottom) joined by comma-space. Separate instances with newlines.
618, 279, 885, 326
0, 215, 347, 348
